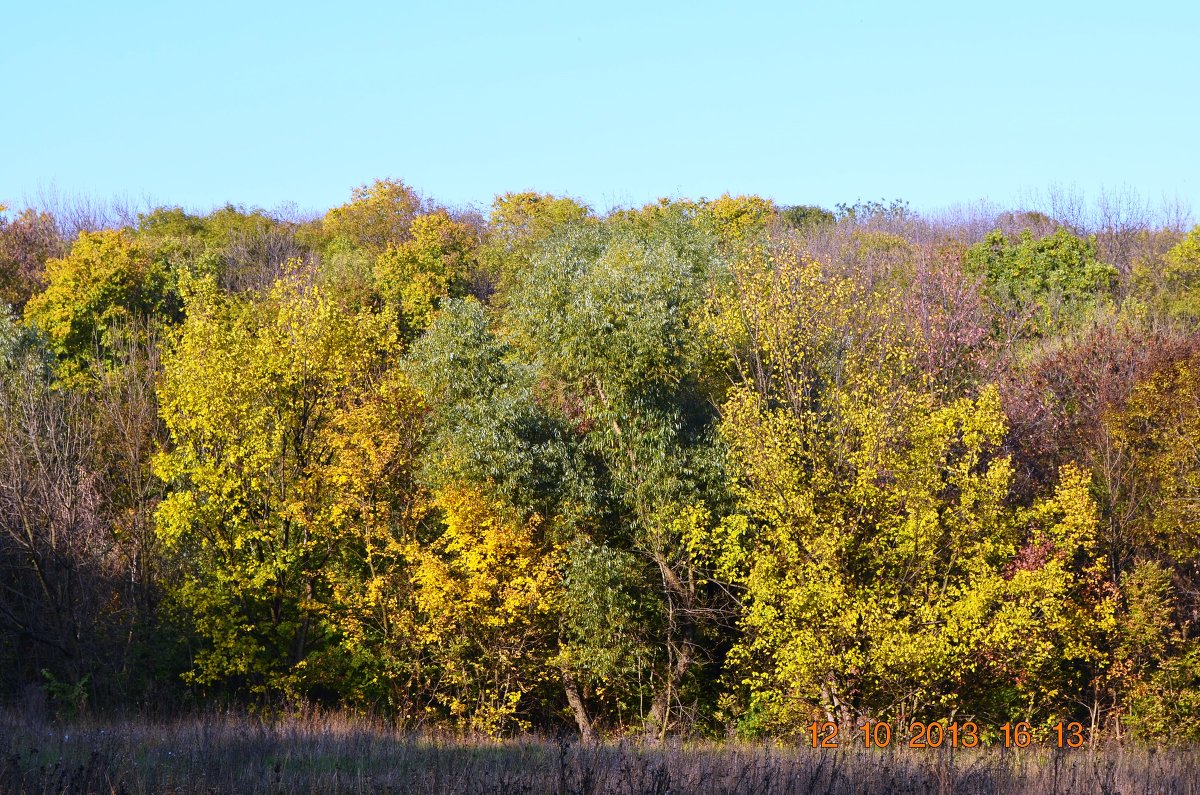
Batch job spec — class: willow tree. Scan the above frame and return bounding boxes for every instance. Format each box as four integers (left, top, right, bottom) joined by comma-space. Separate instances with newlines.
502, 210, 737, 740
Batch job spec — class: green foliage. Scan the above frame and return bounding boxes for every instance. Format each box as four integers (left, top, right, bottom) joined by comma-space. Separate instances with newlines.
965, 228, 1117, 337
779, 204, 834, 232
834, 198, 911, 222
560, 541, 657, 682
407, 297, 591, 525
502, 216, 735, 736
505, 219, 727, 538
480, 191, 592, 300
41, 670, 90, 720
23, 230, 179, 380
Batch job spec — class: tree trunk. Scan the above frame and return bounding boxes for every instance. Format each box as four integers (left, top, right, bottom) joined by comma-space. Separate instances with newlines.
563, 671, 597, 745
644, 646, 691, 742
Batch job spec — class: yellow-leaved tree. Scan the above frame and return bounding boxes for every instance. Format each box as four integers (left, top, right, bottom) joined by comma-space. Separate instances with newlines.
373, 210, 478, 339
1099, 354, 1200, 741
313, 367, 432, 714
410, 486, 563, 734
154, 270, 416, 700
320, 178, 427, 256
716, 242, 1116, 737
25, 229, 178, 381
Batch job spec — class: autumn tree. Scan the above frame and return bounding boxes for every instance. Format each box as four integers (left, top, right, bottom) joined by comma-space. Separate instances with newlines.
374, 210, 478, 339
298, 361, 434, 716
320, 179, 427, 256
1093, 355, 1200, 740
716, 244, 1007, 731
1132, 225, 1200, 324
136, 204, 309, 293
24, 230, 179, 380
408, 486, 563, 733
153, 272, 405, 699
487, 192, 591, 252
715, 242, 1118, 735
0, 206, 64, 310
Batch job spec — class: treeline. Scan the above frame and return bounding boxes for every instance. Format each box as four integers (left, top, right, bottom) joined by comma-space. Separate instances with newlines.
2, 183, 1200, 743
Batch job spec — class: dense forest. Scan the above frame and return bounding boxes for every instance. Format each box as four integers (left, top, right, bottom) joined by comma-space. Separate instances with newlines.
2, 181, 1200, 745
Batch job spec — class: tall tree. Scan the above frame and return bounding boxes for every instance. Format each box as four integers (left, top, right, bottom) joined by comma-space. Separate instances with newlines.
504, 214, 735, 740
153, 273, 403, 699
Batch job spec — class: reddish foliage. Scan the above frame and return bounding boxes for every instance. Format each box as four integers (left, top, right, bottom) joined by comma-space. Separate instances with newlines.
1002, 538, 1056, 580
534, 377, 594, 435
0, 209, 64, 309
903, 241, 994, 393
1000, 325, 1200, 502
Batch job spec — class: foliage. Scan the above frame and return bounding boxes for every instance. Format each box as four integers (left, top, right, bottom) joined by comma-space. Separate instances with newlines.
410, 486, 562, 733
153, 273, 402, 699
0, 207, 63, 310
480, 192, 592, 300
964, 228, 1117, 337
1134, 225, 1200, 323
715, 243, 1127, 736
374, 210, 477, 338
23, 230, 178, 379
503, 216, 735, 738
716, 245, 1009, 730
310, 366, 429, 713
136, 204, 306, 292
488, 192, 591, 247
322, 179, 427, 255
6, 179, 1200, 745
779, 204, 835, 232
406, 297, 590, 525
1107, 353, 1200, 561
834, 198, 911, 222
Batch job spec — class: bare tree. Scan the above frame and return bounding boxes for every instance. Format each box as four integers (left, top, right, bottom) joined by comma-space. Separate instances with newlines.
0, 342, 106, 696
0, 318, 171, 708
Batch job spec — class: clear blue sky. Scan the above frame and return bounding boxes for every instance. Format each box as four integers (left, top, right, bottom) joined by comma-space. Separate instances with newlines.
2, 1, 1197, 217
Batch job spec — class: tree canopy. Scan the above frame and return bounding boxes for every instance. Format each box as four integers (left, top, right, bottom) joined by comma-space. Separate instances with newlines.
2, 185, 1199, 744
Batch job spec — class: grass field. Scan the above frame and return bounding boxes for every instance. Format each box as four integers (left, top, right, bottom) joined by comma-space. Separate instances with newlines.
2, 710, 1198, 794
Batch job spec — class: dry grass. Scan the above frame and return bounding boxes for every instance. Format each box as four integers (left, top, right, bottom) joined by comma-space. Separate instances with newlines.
2, 710, 1198, 794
